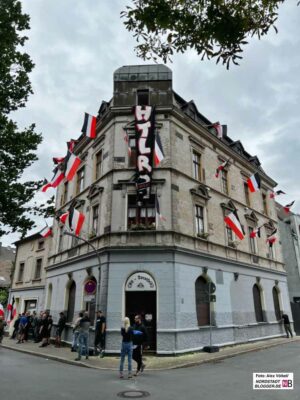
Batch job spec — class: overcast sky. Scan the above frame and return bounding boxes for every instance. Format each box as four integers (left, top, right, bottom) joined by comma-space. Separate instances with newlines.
3, 0, 300, 246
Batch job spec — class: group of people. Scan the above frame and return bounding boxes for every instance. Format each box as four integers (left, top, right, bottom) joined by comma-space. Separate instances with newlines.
10, 310, 67, 348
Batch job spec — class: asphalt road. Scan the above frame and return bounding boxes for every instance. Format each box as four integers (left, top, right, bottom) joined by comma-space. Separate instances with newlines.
1, 342, 300, 400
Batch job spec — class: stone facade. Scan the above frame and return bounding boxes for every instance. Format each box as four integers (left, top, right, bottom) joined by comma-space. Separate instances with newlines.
45, 64, 290, 353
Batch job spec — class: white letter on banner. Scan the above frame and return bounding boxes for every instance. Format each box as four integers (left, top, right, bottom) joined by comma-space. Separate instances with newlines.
138, 138, 151, 154
135, 106, 152, 121
136, 121, 151, 138
138, 155, 152, 173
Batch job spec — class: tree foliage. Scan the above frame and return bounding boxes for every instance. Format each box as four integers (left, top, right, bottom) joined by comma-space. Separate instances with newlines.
0, 1, 53, 237
122, 0, 292, 68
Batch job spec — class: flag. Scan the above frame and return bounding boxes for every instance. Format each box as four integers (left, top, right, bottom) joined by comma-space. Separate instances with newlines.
208, 122, 227, 139
0, 304, 4, 318
59, 207, 85, 236
270, 190, 286, 199
67, 139, 79, 152
267, 229, 277, 247
215, 159, 230, 178
224, 210, 245, 240
154, 133, 164, 167
59, 211, 69, 226
250, 227, 261, 239
41, 178, 52, 193
124, 131, 132, 156
82, 112, 97, 139
7, 296, 15, 323
39, 225, 52, 238
53, 156, 65, 165
64, 152, 81, 182
50, 166, 65, 188
284, 201, 295, 213
247, 172, 261, 193
155, 196, 166, 221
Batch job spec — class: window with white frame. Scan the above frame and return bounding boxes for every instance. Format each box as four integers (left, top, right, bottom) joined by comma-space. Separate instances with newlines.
127, 194, 156, 229
35, 258, 42, 279
91, 204, 99, 236
248, 227, 258, 254
192, 150, 202, 181
195, 205, 205, 235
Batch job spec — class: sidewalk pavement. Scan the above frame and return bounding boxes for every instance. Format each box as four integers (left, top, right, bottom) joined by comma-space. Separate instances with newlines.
1, 336, 299, 371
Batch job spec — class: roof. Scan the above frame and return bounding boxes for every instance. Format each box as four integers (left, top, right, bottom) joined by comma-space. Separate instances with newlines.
114, 64, 172, 82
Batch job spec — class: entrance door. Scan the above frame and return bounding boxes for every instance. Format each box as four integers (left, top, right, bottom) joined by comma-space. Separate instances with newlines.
126, 291, 156, 351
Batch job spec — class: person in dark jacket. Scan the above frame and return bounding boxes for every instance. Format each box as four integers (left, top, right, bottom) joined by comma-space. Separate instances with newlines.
132, 315, 148, 376
94, 310, 106, 357
11, 314, 21, 339
282, 313, 293, 338
119, 317, 133, 379
55, 312, 67, 347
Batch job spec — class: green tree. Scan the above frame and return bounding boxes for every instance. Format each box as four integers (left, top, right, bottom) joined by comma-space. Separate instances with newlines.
0, 0, 51, 237
0, 288, 9, 307
122, 0, 294, 68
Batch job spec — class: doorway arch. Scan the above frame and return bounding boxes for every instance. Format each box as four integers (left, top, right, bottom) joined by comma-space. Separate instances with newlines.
125, 272, 157, 351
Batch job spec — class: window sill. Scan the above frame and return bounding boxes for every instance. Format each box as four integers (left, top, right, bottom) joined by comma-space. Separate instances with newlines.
32, 278, 42, 282
15, 280, 23, 284
36, 248, 45, 252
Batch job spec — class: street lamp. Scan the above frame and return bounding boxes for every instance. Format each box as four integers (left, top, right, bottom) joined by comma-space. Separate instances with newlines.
63, 231, 102, 312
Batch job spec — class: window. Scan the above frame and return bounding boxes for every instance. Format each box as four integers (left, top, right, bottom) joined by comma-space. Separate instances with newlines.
137, 89, 149, 106
195, 276, 210, 326
221, 169, 228, 195
37, 240, 44, 250
272, 287, 281, 321
91, 204, 99, 235
248, 227, 257, 254
262, 192, 268, 215
95, 150, 103, 180
76, 167, 85, 195
128, 136, 137, 167
226, 226, 234, 247
18, 263, 25, 281
253, 284, 264, 322
244, 182, 250, 207
195, 205, 204, 235
192, 151, 202, 181
35, 258, 42, 279
61, 181, 68, 205
58, 227, 64, 252
67, 281, 76, 322
127, 194, 155, 229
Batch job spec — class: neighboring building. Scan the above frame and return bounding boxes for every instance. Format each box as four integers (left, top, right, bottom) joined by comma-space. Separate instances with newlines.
46, 64, 290, 354
10, 233, 52, 315
0, 243, 15, 288
277, 203, 300, 333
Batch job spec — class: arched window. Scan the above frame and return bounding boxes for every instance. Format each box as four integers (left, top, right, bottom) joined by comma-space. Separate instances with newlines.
67, 281, 76, 322
46, 283, 52, 310
272, 287, 281, 321
253, 284, 264, 322
195, 276, 210, 326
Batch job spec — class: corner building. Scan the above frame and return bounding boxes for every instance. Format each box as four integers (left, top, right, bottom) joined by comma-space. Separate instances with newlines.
47, 65, 291, 354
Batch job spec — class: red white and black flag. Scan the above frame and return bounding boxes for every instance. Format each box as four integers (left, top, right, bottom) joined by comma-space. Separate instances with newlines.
64, 152, 81, 182
284, 201, 295, 213
7, 296, 15, 323
270, 190, 286, 199
50, 166, 65, 188
53, 156, 65, 165
82, 112, 97, 139
41, 178, 52, 193
67, 139, 79, 152
215, 159, 230, 178
250, 226, 261, 239
224, 209, 245, 240
207, 122, 227, 139
267, 228, 277, 247
247, 172, 261, 193
154, 132, 164, 167
155, 196, 166, 222
59, 206, 85, 236
39, 225, 52, 238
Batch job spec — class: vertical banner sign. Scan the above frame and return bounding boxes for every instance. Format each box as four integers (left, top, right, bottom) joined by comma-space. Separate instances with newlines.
134, 106, 155, 202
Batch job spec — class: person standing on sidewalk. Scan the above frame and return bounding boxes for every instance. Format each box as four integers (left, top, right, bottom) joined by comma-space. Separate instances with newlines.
119, 317, 133, 379
94, 310, 106, 357
17, 313, 28, 344
282, 313, 293, 338
132, 315, 148, 376
71, 312, 83, 352
75, 312, 91, 361
55, 312, 67, 347
0, 316, 7, 344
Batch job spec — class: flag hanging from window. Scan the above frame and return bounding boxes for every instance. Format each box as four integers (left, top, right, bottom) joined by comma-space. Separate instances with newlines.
155, 196, 166, 221
224, 210, 245, 240
250, 226, 261, 239
82, 112, 97, 139
270, 190, 286, 199
59, 206, 85, 236
53, 156, 65, 165
247, 172, 261, 193
50, 166, 65, 188
284, 201, 295, 213
67, 139, 79, 152
267, 228, 277, 247
64, 152, 81, 182
41, 178, 52, 193
39, 225, 52, 238
154, 132, 164, 167
215, 159, 230, 178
